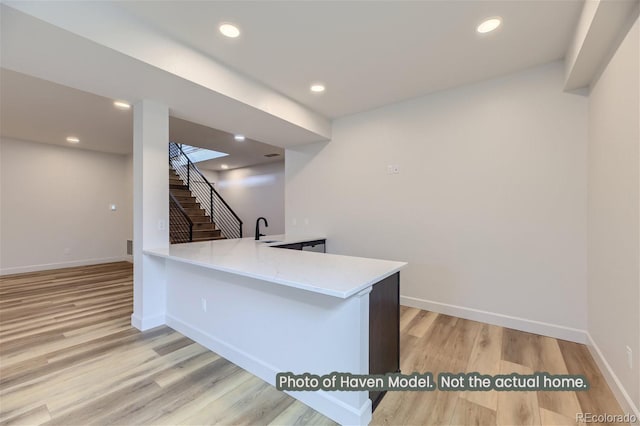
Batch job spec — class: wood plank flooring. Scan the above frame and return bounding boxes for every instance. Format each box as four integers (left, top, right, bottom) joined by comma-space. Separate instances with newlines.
0, 262, 624, 425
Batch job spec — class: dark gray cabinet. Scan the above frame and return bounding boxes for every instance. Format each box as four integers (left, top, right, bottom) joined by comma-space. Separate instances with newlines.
274, 239, 326, 253
369, 272, 400, 410
275, 239, 399, 411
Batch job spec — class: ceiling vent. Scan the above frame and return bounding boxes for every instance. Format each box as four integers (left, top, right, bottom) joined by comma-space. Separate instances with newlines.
264, 153, 281, 157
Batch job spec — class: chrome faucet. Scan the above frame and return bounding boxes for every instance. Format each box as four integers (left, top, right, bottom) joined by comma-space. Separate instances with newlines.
255, 217, 268, 240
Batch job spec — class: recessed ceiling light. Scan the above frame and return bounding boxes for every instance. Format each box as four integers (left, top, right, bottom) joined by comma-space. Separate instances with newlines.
113, 101, 131, 110
219, 23, 240, 38
234, 134, 245, 142
310, 83, 326, 93
477, 17, 501, 34
221, 164, 229, 169
66, 136, 80, 144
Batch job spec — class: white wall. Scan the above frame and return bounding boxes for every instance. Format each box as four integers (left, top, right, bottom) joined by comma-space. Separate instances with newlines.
202, 169, 218, 185
587, 16, 639, 415
124, 153, 133, 260
210, 161, 285, 238
286, 61, 589, 341
0, 138, 130, 274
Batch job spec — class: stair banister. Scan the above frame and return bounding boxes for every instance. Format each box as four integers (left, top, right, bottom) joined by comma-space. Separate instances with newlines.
169, 192, 194, 242
169, 142, 244, 239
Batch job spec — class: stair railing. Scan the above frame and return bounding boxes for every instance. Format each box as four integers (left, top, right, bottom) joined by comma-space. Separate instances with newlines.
169, 193, 194, 243
169, 142, 243, 239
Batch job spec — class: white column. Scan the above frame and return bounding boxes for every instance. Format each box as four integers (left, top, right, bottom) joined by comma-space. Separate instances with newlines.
131, 100, 169, 330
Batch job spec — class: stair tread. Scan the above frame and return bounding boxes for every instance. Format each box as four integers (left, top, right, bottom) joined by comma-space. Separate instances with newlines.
171, 236, 226, 244
192, 236, 226, 241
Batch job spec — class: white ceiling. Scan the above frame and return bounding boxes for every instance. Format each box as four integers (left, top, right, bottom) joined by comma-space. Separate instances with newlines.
116, 0, 584, 118
169, 117, 284, 171
0, 3, 330, 149
0, 69, 283, 169
1, 1, 586, 163
0, 68, 133, 155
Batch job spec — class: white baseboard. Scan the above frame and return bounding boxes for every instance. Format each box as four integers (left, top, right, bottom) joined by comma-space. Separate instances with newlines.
130, 313, 165, 331
0, 256, 131, 276
586, 333, 640, 423
400, 295, 588, 344
166, 314, 371, 426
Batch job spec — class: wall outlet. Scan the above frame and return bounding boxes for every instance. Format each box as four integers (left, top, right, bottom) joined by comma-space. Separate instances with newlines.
201, 298, 207, 313
626, 346, 633, 369
158, 219, 166, 231
387, 164, 400, 174
110, 204, 117, 211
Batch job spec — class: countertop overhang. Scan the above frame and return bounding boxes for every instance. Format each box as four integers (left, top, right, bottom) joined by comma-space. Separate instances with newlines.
144, 234, 407, 298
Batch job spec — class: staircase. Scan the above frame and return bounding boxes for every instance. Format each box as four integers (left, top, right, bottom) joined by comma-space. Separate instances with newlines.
168, 142, 243, 243
169, 167, 225, 243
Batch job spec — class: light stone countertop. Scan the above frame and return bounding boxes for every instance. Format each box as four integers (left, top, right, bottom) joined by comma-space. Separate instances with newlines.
144, 234, 407, 298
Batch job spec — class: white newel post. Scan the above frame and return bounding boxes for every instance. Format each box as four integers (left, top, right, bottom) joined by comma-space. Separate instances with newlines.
131, 100, 169, 330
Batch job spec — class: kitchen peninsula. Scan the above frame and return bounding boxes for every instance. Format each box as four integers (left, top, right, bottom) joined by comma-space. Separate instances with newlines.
144, 235, 407, 425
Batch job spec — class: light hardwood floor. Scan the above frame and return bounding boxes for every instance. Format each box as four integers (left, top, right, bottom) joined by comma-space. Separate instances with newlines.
0, 262, 624, 425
